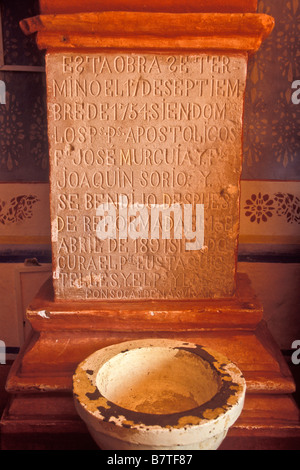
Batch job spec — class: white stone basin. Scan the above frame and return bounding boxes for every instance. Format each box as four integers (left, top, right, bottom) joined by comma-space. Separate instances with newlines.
73, 339, 246, 450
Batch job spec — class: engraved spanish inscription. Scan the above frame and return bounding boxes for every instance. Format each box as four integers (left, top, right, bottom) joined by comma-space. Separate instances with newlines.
47, 53, 247, 300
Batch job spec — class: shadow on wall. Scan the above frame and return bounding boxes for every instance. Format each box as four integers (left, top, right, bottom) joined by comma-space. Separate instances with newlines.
238, 262, 300, 350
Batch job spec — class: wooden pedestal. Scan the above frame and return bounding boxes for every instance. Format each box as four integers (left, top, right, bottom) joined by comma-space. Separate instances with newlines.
1, 272, 299, 450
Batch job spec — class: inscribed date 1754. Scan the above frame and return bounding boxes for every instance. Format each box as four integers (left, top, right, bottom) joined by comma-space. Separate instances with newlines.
46, 53, 247, 301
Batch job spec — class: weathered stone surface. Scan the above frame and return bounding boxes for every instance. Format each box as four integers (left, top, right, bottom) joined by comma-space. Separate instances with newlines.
47, 52, 247, 300
73, 339, 246, 450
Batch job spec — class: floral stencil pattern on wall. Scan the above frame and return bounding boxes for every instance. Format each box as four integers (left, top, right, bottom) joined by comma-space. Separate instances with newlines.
244, 192, 300, 225
0, 195, 40, 225
0, 0, 48, 183
1, 0, 44, 67
0, 183, 51, 247
242, 0, 300, 180
0, 92, 25, 172
0, 72, 49, 182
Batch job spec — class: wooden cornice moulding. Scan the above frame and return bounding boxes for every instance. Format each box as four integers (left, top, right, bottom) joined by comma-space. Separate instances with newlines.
20, 12, 275, 54
38, 0, 258, 14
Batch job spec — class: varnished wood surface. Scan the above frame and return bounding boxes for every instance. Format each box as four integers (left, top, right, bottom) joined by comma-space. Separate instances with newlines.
20, 12, 274, 54
38, 0, 258, 15
26, 273, 263, 332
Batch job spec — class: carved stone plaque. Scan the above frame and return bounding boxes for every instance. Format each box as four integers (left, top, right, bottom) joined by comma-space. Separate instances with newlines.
47, 53, 247, 301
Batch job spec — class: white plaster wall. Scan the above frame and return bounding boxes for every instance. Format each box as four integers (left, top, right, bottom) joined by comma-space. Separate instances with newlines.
0, 263, 52, 350
238, 262, 300, 350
